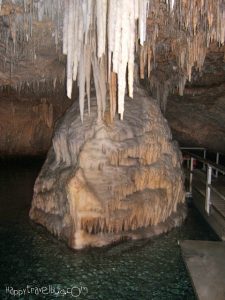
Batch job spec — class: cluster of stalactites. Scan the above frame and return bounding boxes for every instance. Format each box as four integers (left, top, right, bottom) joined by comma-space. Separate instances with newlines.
1, 0, 225, 119
0, 0, 63, 78
63, 0, 150, 122
63, 0, 225, 122
173, 0, 225, 95
137, 0, 225, 107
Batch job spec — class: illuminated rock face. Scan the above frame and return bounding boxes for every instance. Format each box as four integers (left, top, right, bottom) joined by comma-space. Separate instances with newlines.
29, 87, 186, 249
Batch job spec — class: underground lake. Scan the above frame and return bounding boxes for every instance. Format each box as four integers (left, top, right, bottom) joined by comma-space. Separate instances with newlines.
0, 158, 219, 300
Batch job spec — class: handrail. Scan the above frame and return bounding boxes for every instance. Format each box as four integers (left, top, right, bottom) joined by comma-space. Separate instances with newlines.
180, 147, 205, 150
183, 148, 225, 215
183, 151, 225, 175
181, 147, 225, 156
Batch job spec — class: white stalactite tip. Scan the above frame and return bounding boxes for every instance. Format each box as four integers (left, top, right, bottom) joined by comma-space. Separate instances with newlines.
62, 0, 225, 121
62, 0, 151, 120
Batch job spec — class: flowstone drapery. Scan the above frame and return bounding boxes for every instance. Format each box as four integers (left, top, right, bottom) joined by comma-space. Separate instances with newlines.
30, 87, 186, 249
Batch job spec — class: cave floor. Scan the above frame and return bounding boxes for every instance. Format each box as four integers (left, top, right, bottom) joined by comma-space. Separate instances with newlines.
181, 240, 225, 300
0, 158, 219, 300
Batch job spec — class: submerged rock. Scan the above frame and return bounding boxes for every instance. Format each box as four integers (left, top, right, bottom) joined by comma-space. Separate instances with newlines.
29, 87, 186, 249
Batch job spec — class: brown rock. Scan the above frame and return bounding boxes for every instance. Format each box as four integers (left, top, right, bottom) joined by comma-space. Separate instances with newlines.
166, 83, 225, 153
0, 91, 72, 156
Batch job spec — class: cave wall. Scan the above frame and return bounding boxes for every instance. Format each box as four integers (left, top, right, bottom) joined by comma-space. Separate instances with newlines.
0, 89, 71, 156
0, 1, 70, 156
166, 46, 225, 153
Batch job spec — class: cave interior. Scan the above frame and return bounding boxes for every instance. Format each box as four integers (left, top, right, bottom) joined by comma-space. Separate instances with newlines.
0, 0, 225, 299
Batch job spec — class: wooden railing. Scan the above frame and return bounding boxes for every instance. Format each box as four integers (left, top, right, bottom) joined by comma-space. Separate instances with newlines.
181, 147, 225, 215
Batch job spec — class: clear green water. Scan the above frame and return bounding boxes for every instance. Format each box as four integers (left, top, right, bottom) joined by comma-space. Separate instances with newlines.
0, 159, 218, 300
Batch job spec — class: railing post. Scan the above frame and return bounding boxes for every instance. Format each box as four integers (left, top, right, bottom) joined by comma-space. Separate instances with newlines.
215, 152, 220, 178
203, 149, 206, 171
187, 156, 190, 169
189, 157, 194, 195
205, 165, 212, 214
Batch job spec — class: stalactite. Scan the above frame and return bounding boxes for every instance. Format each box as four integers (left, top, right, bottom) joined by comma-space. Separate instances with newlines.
62, 0, 68, 56
66, 0, 75, 100
84, 44, 92, 116
0, 0, 225, 115
63, 0, 150, 121
127, 1, 135, 98
0, 0, 63, 89
109, 72, 117, 123
96, 0, 107, 58
78, 45, 85, 123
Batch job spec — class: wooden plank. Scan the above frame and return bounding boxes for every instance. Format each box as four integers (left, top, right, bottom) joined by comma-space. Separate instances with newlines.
192, 189, 225, 240
193, 177, 225, 217
180, 240, 225, 300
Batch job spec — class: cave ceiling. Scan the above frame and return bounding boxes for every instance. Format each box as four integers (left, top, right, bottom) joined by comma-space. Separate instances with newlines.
0, 0, 224, 117
0, 1, 224, 155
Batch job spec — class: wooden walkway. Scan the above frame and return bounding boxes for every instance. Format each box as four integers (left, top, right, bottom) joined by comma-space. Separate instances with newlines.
191, 169, 225, 240
183, 150, 225, 240
181, 149, 225, 300
192, 169, 225, 216
180, 240, 225, 300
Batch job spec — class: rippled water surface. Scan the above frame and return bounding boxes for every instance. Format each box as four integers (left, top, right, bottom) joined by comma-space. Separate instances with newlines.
0, 159, 218, 299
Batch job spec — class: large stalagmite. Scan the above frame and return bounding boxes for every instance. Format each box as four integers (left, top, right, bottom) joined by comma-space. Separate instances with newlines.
30, 87, 186, 249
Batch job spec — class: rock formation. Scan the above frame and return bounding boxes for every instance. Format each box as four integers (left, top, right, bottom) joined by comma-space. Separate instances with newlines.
166, 83, 225, 153
0, 89, 71, 156
29, 87, 186, 249
166, 46, 225, 153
